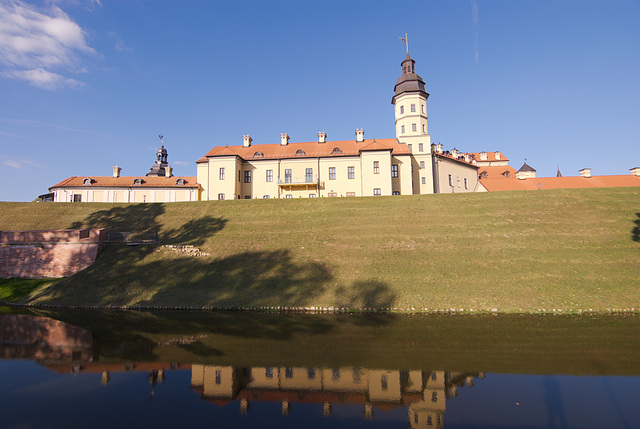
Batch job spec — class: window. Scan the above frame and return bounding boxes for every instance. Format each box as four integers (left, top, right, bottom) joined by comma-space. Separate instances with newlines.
332, 368, 340, 380
175, 178, 185, 185
307, 368, 316, 379
408, 144, 413, 152
82, 177, 92, 185
263, 195, 270, 199
133, 178, 142, 185
238, 171, 241, 182
266, 169, 273, 182
215, 370, 222, 384
286, 194, 293, 198
328, 192, 337, 197
420, 161, 425, 169
412, 123, 417, 132
244, 195, 251, 199
219, 167, 225, 180
373, 161, 379, 174
391, 164, 398, 178
244, 170, 251, 183
392, 191, 400, 195
400, 105, 404, 114
431, 392, 438, 402
419, 143, 424, 152
218, 193, 225, 200
73, 194, 82, 202
305, 168, 313, 182
448, 174, 452, 186
331, 147, 343, 154
411, 104, 416, 112
329, 167, 336, 180
401, 125, 405, 134
285, 169, 292, 183
373, 188, 381, 196
309, 194, 316, 198
346, 192, 355, 197
421, 177, 426, 184
295, 149, 306, 156
285, 368, 293, 379
348, 166, 355, 179
381, 374, 388, 391
253, 151, 264, 158
422, 124, 426, 133
265, 368, 273, 378
464, 178, 468, 189
421, 104, 425, 114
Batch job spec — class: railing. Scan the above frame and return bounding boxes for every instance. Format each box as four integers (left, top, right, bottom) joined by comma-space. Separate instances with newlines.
277, 176, 320, 185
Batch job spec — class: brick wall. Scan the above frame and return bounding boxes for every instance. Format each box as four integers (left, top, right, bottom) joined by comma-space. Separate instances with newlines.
0, 229, 106, 279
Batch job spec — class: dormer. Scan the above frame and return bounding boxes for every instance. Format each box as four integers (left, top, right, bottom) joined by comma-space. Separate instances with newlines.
175, 178, 185, 186
82, 177, 92, 185
133, 177, 143, 185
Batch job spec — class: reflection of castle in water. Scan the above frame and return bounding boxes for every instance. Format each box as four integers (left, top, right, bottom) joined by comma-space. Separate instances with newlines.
190, 365, 482, 428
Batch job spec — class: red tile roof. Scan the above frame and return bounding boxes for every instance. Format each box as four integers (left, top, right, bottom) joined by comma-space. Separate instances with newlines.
197, 138, 410, 163
468, 151, 509, 162
478, 165, 518, 179
49, 176, 199, 189
480, 174, 640, 192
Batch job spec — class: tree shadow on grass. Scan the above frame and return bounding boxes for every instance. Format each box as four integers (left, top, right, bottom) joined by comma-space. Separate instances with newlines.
633, 213, 640, 243
69, 204, 166, 233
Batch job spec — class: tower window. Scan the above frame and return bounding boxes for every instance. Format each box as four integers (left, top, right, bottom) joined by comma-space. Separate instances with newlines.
422, 124, 426, 133
400, 106, 404, 114
411, 104, 416, 112
412, 123, 417, 132
419, 143, 424, 152
401, 125, 405, 134
408, 144, 412, 152
420, 161, 425, 169
422, 104, 425, 114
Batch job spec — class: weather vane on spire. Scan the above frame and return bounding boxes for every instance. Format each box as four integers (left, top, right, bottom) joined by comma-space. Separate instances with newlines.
399, 33, 409, 54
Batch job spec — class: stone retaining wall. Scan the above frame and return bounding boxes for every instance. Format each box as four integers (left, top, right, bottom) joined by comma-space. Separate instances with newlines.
0, 229, 106, 279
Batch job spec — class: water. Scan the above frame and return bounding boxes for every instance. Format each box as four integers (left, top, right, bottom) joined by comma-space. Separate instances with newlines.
1, 309, 638, 428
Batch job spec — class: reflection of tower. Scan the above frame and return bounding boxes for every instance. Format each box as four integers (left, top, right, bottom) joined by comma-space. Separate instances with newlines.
148, 369, 164, 398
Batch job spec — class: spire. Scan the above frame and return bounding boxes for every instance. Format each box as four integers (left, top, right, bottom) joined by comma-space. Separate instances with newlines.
556, 166, 562, 177
392, 52, 428, 104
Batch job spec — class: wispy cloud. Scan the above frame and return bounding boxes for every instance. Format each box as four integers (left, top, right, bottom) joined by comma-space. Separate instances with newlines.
3, 157, 43, 169
470, 0, 479, 64
173, 161, 191, 166
108, 31, 132, 52
0, 117, 113, 138
0, 0, 96, 89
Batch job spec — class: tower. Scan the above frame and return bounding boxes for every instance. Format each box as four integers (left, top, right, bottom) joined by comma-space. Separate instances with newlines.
147, 145, 170, 177
392, 53, 431, 147
392, 53, 433, 193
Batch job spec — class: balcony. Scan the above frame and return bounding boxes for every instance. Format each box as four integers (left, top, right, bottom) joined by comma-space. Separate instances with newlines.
278, 176, 323, 188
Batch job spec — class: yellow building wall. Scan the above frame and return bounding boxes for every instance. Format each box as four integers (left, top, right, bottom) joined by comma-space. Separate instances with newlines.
435, 158, 478, 193
133, 190, 152, 203
246, 367, 281, 389
155, 190, 165, 202
204, 156, 240, 201
318, 156, 362, 197
279, 367, 323, 390
275, 158, 321, 198
321, 367, 368, 392
202, 366, 236, 398
368, 370, 402, 402
243, 159, 280, 199
92, 191, 104, 202
360, 151, 392, 196
392, 154, 413, 195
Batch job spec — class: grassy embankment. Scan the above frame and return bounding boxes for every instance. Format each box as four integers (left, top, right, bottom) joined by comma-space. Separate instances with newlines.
1, 187, 639, 312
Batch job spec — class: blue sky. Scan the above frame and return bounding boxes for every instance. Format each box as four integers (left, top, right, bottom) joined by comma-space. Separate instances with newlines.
1, 0, 638, 202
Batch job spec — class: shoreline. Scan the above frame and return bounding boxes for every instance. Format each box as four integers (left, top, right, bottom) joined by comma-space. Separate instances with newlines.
2, 300, 637, 315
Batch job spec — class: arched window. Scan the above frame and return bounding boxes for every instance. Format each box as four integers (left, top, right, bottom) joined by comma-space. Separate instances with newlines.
253, 151, 264, 158
295, 149, 306, 156
331, 147, 343, 154
175, 178, 185, 185
133, 178, 142, 185
82, 177, 92, 185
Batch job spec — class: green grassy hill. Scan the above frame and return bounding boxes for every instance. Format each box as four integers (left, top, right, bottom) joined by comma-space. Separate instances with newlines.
1, 187, 639, 312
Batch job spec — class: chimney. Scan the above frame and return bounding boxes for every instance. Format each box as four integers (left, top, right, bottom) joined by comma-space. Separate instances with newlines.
318, 131, 327, 143
436, 143, 443, 154
579, 168, 592, 178
112, 166, 121, 178
165, 166, 172, 178
452, 148, 459, 158
480, 152, 488, 161
280, 133, 289, 146
355, 128, 365, 142
242, 135, 252, 147
495, 152, 501, 160
630, 167, 640, 176
464, 154, 471, 163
